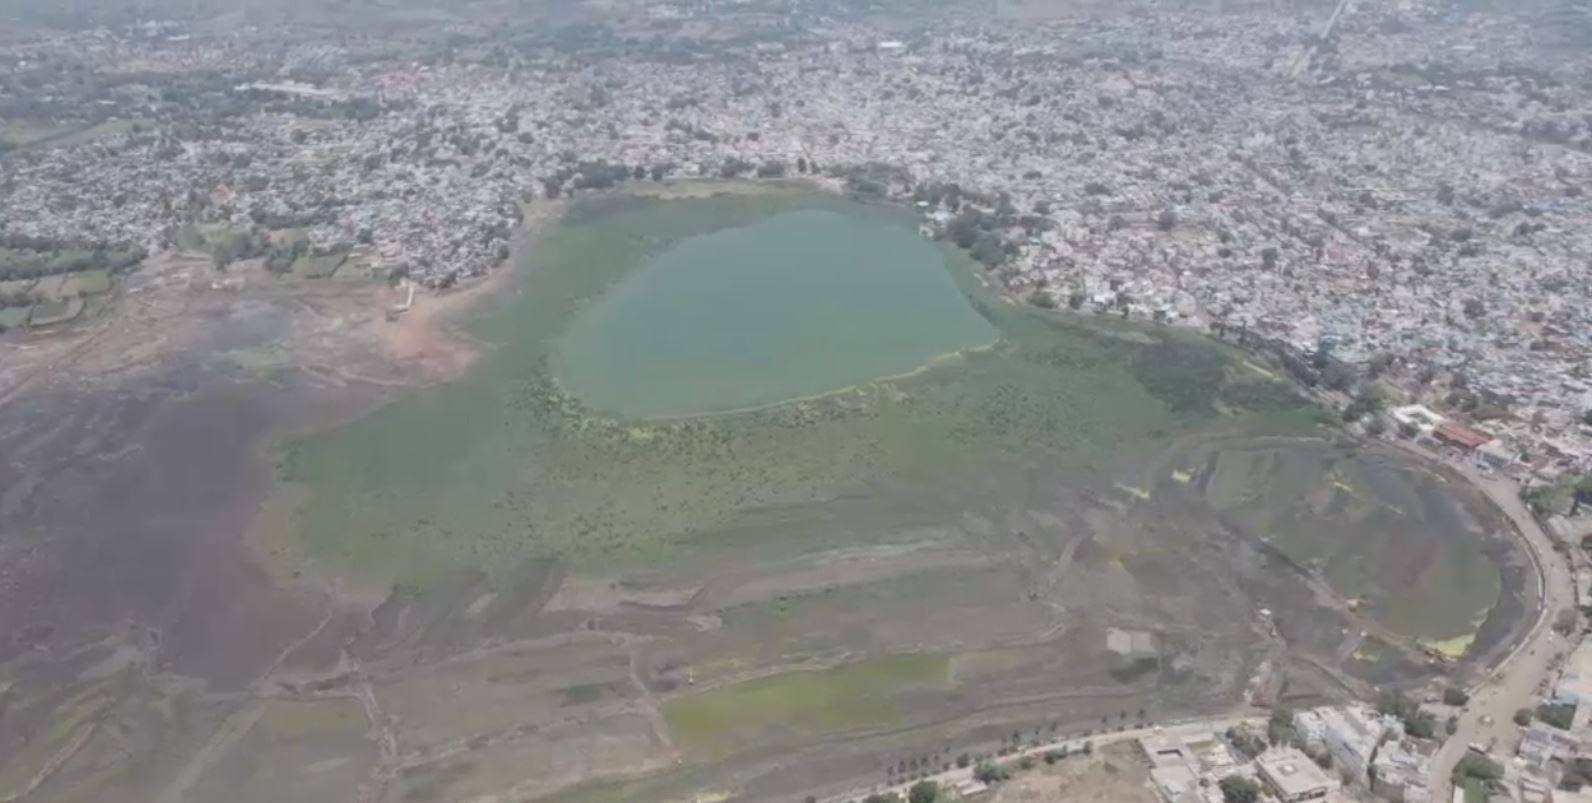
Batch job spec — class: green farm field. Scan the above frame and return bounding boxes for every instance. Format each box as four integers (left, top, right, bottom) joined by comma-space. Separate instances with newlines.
663, 654, 949, 755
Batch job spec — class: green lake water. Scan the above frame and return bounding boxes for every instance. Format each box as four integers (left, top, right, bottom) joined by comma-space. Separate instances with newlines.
553, 209, 997, 418
279, 190, 1310, 588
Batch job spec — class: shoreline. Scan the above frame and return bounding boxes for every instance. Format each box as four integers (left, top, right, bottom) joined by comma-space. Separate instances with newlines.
553, 338, 1004, 423
265, 178, 1544, 685
373, 197, 570, 383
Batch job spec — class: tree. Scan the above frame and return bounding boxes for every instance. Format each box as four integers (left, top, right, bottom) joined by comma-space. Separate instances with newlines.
1224, 727, 1267, 760
1515, 708, 1534, 726
1443, 688, 1470, 707
1218, 775, 1261, 803
1321, 361, 1357, 392
1267, 706, 1297, 747
1463, 298, 1485, 318
908, 780, 938, 803
969, 232, 1007, 268
1576, 475, 1592, 508
1404, 710, 1438, 739
863, 793, 901, 803
719, 158, 755, 179
1538, 701, 1577, 730
956, 753, 971, 769
1367, 352, 1395, 378
972, 760, 1008, 785
1582, 409, 1592, 427
1156, 208, 1177, 231
1454, 753, 1503, 783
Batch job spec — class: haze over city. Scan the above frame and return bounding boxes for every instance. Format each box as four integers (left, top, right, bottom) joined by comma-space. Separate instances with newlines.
0, 0, 1590, 802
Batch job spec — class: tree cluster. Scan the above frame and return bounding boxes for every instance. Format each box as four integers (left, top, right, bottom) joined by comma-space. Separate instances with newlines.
1218, 774, 1261, 803
1538, 701, 1577, 730
0, 235, 147, 281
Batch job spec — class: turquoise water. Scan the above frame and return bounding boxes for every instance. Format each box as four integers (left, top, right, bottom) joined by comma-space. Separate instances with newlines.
551, 209, 998, 418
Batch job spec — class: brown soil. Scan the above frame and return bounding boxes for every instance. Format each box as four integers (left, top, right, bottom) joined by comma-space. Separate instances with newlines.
992, 743, 1158, 803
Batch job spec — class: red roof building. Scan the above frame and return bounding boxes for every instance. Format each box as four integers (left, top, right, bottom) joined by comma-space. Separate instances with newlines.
1433, 422, 1493, 451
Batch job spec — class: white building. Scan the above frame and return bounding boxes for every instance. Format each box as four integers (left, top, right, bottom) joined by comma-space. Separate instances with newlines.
1256, 748, 1335, 802
1306, 706, 1392, 785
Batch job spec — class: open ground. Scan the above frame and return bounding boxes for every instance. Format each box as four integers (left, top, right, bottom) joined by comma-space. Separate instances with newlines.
0, 186, 1537, 803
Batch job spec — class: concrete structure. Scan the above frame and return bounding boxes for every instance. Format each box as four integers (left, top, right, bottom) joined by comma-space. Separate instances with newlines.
1553, 640, 1592, 724
1256, 748, 1334, 802
1372, 738, 1434, 803
1308, 706, 1390, 784
1391, 405, 1446, 436
1518, 721, 1585, 769
1475, 440, 1518, 471
1139, 730, 1244, 803
1149, 764, 1202, 803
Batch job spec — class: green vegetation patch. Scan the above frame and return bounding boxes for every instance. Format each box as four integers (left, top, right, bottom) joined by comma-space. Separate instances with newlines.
291, 253, 347, 278
28, 298, 80, 326
662, 654, 948, 754
61, 268, 112, 296
1197, 440, 1499, 644
0, 306, 30, 330
279, 191, 1308, 588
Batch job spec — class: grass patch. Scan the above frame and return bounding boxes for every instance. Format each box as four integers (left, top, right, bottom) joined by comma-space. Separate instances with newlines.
663, 654, 948, 754
292, 253, 347, 278
0, 306, 30, 329
0, 119, 79, 147
277, 191, 1310, 588
62, 268, 112, 296
1463, 777, 1488, 803
1197, 439, 1499, 644
28, 298, 80, 326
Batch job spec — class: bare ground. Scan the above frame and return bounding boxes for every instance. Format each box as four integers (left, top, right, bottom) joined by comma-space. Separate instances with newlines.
0, 193, 1539, 803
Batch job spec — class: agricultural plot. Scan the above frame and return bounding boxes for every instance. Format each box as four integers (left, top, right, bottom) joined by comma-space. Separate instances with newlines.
663, 655, 949, 754
184, 699, 378, 803
28, 297, 83, 326
291, 253, 346, 279
58, 269, 113, 297
1183, 437, 1511, 650
222, 191, 1532, 802
0, 305, 30, 329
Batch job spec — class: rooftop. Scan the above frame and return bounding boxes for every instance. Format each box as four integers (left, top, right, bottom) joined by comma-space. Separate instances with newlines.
1256, 748, 1336, 798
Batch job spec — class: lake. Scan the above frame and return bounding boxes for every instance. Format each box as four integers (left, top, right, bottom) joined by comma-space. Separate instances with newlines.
552, 208, 998, 418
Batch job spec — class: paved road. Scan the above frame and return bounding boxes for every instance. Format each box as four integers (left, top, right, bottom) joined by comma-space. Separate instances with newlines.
819, 715, 1257, 803
1425, 462, 1578, 802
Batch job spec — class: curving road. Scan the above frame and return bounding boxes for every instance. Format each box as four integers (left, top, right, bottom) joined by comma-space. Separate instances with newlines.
1425, 462, 1577, 803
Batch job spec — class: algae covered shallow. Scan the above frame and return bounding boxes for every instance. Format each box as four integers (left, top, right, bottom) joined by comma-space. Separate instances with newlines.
278, 190, 1209, 585
553, 208, 998, 418
276, 186, 1512, 652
